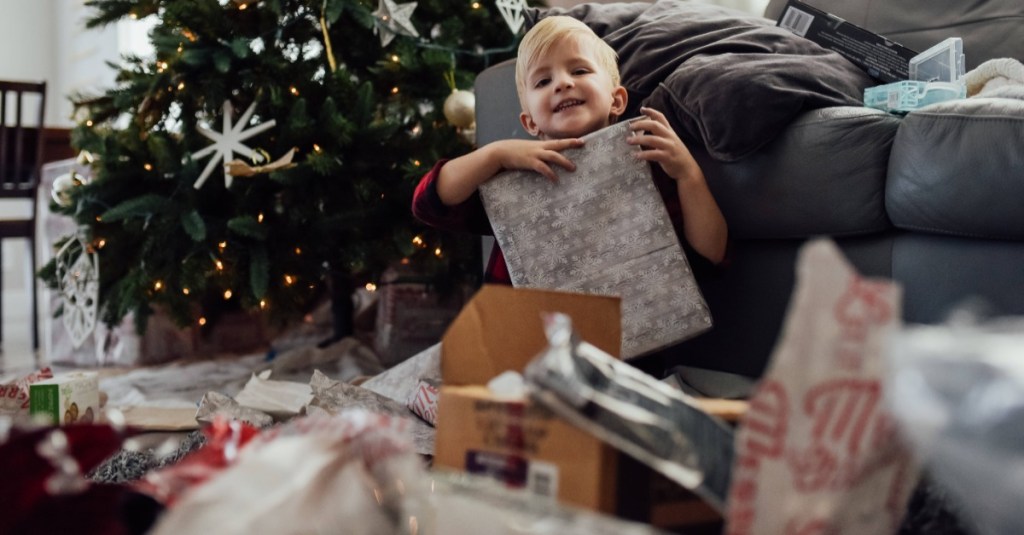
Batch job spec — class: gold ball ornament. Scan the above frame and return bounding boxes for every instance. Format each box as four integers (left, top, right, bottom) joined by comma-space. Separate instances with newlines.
443, 89, 476, 129
51, 171, 85, 207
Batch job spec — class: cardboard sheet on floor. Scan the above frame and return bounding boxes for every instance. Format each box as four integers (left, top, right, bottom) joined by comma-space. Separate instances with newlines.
117, 406, 201, 431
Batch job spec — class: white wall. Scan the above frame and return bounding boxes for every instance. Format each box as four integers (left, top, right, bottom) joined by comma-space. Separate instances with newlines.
0, 0, 151, 128
0, 1, 55, 124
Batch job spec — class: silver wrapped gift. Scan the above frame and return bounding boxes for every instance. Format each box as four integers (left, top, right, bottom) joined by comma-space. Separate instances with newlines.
480, 120, 711, 359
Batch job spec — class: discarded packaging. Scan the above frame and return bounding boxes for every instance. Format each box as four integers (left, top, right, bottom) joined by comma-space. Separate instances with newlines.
196, 391, 274, 428
435, 285, 725, 530
524, 312, 735, 512
0, 368, 53, 420
306, 370, 435, 455
406, 378, 440, 426
232, 370, 313, 420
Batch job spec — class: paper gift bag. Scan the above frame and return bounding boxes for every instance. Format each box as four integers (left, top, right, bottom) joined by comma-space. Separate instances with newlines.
726, 239, 919, 535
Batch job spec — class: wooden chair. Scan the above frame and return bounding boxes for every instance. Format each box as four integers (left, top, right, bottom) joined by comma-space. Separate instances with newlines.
0, 81, 46, 353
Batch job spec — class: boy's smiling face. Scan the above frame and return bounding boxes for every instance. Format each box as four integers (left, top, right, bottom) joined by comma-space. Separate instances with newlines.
519, 36, 627, 140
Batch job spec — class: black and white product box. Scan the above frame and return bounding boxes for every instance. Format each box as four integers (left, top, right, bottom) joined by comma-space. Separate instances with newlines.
776, 0, 918, 83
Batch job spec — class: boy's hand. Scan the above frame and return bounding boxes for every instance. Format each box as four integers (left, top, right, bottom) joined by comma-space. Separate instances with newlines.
492, 138, 584, 182
627, 107, 700, 182
436, 137, 583, 206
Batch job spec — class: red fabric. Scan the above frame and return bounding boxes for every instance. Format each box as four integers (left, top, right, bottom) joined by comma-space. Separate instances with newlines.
0, 424, 133, 535
134, 418, 261, 507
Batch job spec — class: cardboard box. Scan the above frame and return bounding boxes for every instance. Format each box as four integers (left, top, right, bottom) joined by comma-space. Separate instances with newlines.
29, 372, 100, 425
776, 0, 917, 83
433, 285, 723, 530
435, 285, 620, 511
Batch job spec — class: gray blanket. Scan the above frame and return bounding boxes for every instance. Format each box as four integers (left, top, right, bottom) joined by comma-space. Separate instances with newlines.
530, 0, 873, 161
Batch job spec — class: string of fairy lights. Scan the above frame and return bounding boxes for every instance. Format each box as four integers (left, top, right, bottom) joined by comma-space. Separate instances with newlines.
60, 0, 522, 328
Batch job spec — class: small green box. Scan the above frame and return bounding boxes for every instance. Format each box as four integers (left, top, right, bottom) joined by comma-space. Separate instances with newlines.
29, 383, 60, 424
28, 372, 99, 425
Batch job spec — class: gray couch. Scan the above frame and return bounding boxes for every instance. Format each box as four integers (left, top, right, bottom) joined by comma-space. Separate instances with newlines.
473, 0, 1024, 379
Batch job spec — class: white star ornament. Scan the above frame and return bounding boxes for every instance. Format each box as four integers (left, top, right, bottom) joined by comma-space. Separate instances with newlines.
372, 0, 420, 47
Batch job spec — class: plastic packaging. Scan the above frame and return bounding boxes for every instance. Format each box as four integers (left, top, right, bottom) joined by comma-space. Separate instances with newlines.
523, 312, 734, 511
885, 317, 1024, 535
864, 37, 966, 113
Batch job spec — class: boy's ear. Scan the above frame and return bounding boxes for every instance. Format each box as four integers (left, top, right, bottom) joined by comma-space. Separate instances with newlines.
609, 86, 628, 121
519, 112, 541, 137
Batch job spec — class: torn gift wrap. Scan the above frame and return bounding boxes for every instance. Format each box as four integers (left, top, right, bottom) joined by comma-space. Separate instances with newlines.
232, 370, 313, 420
0, 368, 53, 420
480, 119, 711, 359
725, 239, 919, 535
306, 370, 435, 455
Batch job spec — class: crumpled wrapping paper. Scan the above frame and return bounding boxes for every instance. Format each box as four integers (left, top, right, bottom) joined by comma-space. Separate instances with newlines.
195, 391, 274, 428
362, 342, 441, 404
232, 370, 314, 420
307, 370, 435, 455
150, 411, 423, 535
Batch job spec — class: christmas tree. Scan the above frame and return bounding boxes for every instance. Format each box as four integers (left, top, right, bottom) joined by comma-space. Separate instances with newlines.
41, 0, 527, 336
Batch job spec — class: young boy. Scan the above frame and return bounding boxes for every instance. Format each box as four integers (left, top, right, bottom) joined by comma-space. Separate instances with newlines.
413, 15, 728, 287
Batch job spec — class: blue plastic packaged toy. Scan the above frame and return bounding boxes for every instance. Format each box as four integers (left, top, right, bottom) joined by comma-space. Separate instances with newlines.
864, 38, 966, 113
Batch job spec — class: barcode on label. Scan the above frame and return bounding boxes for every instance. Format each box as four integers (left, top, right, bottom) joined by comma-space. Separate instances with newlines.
527, 461, 559, 499
780, 7, 814, 37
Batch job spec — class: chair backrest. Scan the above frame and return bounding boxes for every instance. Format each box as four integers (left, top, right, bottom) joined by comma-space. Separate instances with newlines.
0, 80, 46, 199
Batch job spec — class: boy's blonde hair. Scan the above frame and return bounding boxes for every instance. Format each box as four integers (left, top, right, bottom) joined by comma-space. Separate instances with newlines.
515, 16, 620, 108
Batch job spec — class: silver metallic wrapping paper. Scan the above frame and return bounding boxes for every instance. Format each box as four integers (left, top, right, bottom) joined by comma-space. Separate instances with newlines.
479, 120, 711, 359
524, 313, 734, 511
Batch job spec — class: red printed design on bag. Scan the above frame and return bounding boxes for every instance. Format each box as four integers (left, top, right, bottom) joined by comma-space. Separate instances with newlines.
788, 379, 882, 492
407, 380, 440, 425
833, 276, 894, 371
726, 380, 790, 535
0, 367, 53, 414
725, 473, 759, 535
743, 380, 789, 460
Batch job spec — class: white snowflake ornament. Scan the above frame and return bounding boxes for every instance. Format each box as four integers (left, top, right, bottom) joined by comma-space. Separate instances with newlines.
191, 99, 277, 189
55, 238, 100, 349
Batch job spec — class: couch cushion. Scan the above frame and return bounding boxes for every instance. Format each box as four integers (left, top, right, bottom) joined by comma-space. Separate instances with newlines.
528, 0, 873, 162
765, 0, 1024, 70
699, 106, 900, 239
886, 97, 1024, 240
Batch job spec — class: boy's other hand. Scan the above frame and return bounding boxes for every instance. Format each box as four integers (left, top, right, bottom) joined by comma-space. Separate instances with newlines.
627, 107, 701, 182
493, 138, 584, 182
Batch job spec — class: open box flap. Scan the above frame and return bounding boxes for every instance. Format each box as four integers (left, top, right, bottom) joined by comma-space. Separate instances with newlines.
441, 285, 620, 385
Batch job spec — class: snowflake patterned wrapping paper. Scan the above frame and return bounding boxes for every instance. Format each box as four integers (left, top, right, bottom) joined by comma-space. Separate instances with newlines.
479, 119, 712, 359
